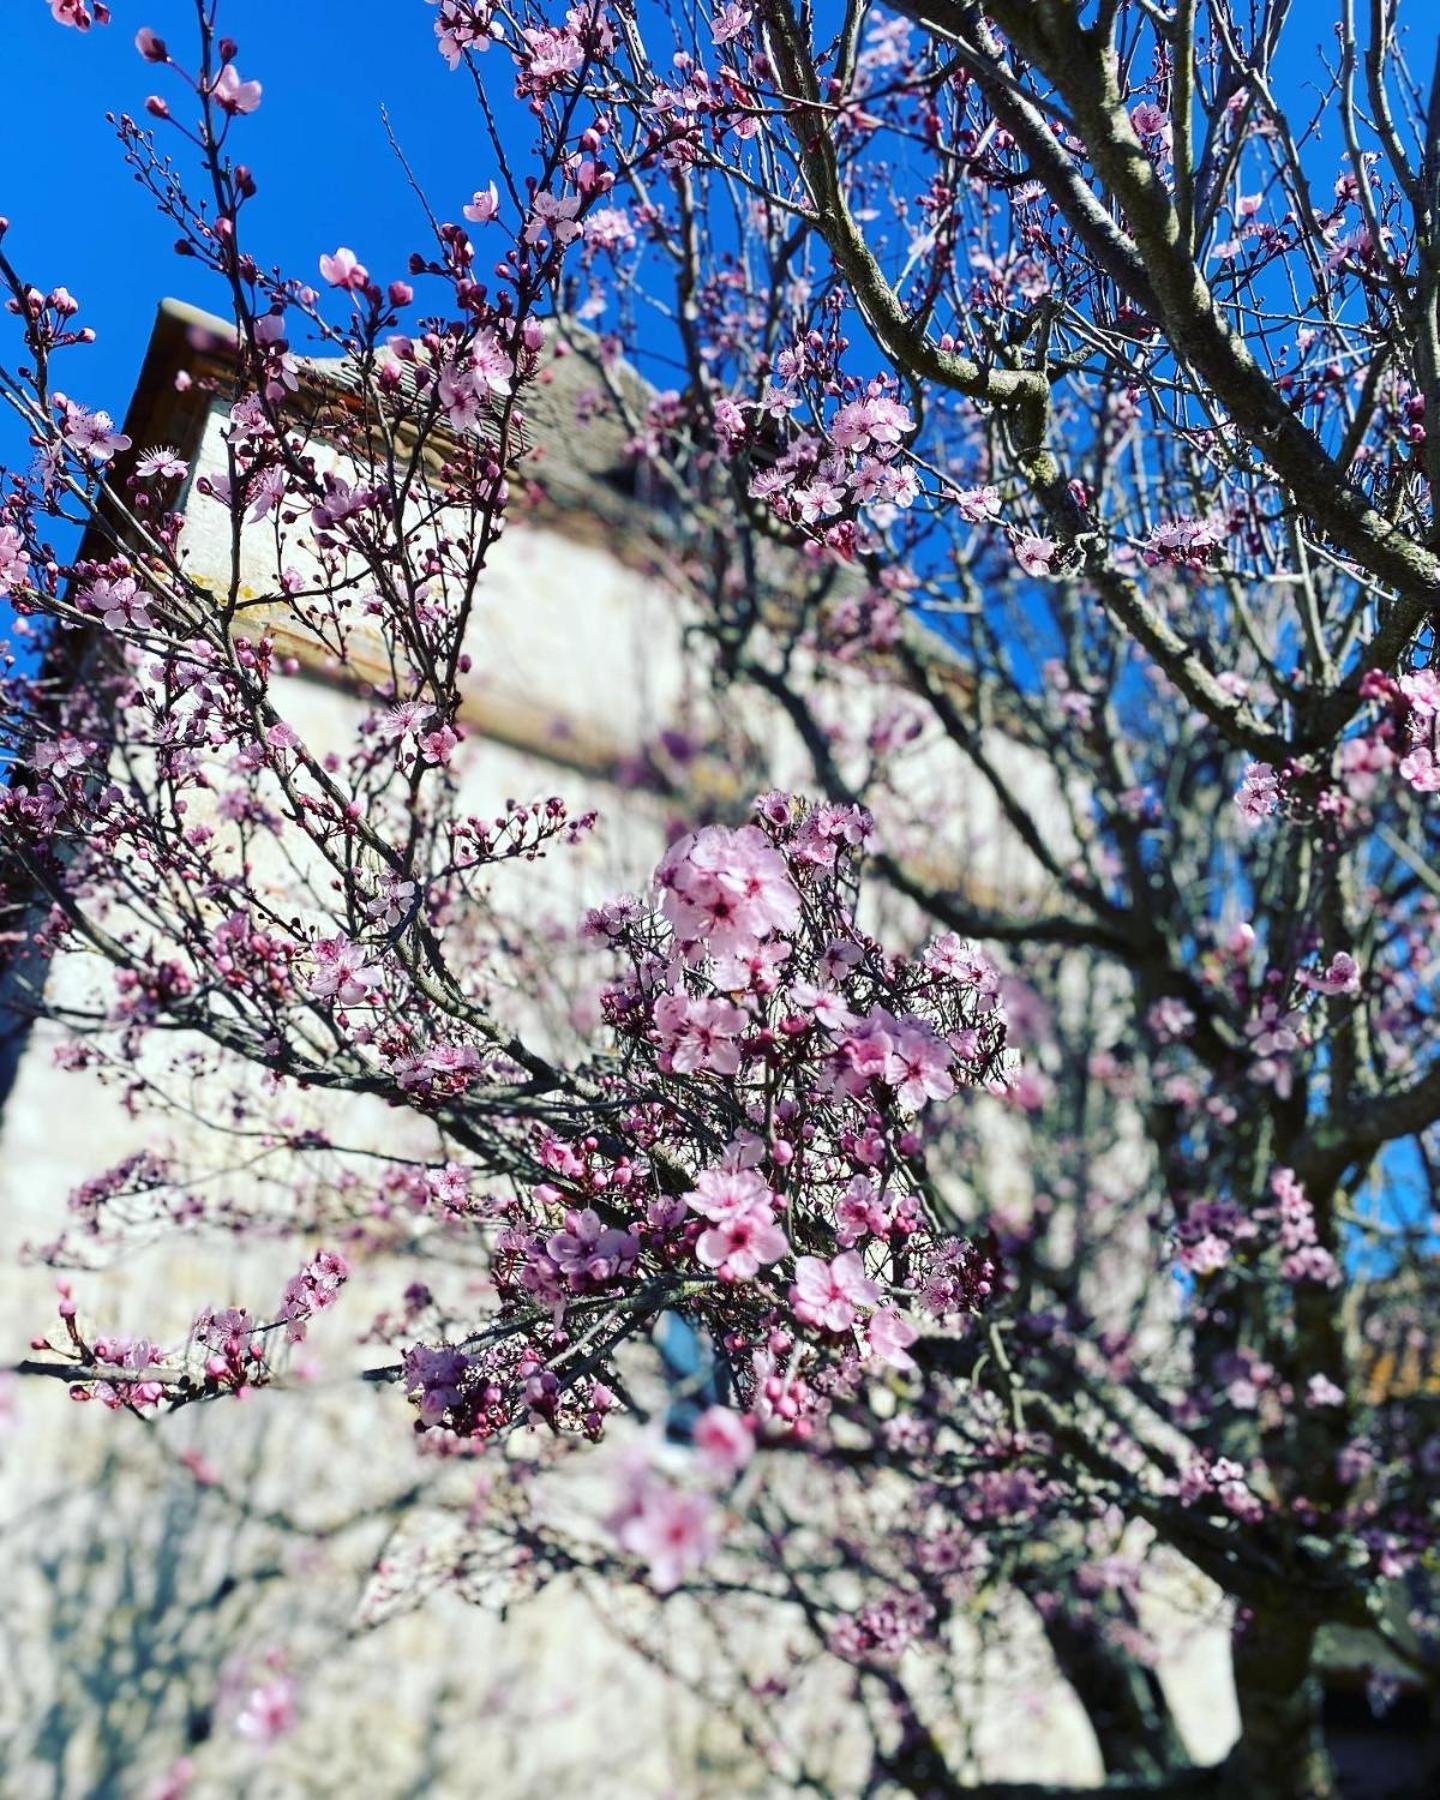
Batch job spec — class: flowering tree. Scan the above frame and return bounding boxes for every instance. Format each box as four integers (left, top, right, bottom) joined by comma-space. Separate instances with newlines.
3, 2, 1440, 1795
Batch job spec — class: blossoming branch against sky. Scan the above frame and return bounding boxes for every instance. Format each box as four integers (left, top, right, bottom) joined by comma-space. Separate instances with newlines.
0, 3, 529, 485
4, 5, 1440, 1796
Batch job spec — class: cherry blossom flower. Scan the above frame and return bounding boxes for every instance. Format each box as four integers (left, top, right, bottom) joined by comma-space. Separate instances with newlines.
658, 824, 800, 955
685, 1166, 777, 1221
33, 735, 93, 776
653, 990, 747, 1074
391, 1042, 482, 1097
211, 63, 262, 114
1235, 761, 1282, 825
403, 1343, 471, 1425
234, 1673, 297, 1744
0, 525, 29, 597
319, 247, 369, 291
694, 1200, 788, 1281
954, 484, 1002, 523
866, 1307, 919, 1371
57, 396, 130, 462
134, 445, 188, 480
834, 1175, 892, 1247
792, 1251, 880, 1332
545, 1208, 639, 1286
1014, 533, 1058, 576
883, 1017, 955, 1111
519, 23, 586, 90
525, 192, 583, 248
829, 394, 914, 453
83, 574, 154, 630
463, 183, 500, 224
1399, 744, 1440, 792
306, 935, 383, 1006
276, 1250, 348, 1343
48, 0, 108, 29
1299, 952, 1361, 997
712, 3, 752, 44
693, 1405, 755, 1477
1306, 1374, 1346, 1408
430, 0, 499, 67
614, 1479, 717, 1593
1147, 996, 1196, 1042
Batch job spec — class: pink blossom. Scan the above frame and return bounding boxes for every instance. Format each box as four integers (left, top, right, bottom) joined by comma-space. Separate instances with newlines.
922, 934, 1000, 995
525, 191, 583, 248
884, 1017, 955, 1111
693, 1405, 755, 1477
835, 1175, 904, 1247
463, 183, 501, 224
83, 574, 154, 631
391, 1042, 482, 1097
658, 823, 800, 956
545, 1208, 639, 1285
234, 1674, 296, 1744
792, 1251, 880, 1332
1014, 533, 1057, 576
276, 1249, 348, 1342
712, 3, 752, 45
653, 990, 747, 1074
788, 982, 857, 1031
1399, 668, 1440, 718
306, 935, 382, 1006
135, 26, 166, 60
685, 1166, 776, 1221
866, 1307, 919, 1371
794, 476, 846, 525
211, 63, 262, 115
710, 939, 791, 994
1306, 1373, 1346, 1408
33, 734, 92, 776
1130, 101, 1171, 143
319, 247, 369, 291
522, 26, 586, 88
695, 1202, 788, 1281
135, 445, 188, 480
833, 1011, 896, 1097
829, 394, 914, 453
616, 1480, 717, 1592
0, 525, 29, 597
955, 484, 1002, 523
1399, 744, 1440, 792
58, 397, 130, 462
1141, 514, 1226, 568
1235, 761, 1281, 825
583, 205, 636, 253
420, 724, 459, 765
48, 0, 108, 29
1298, 951, 1361, 997
431, 0, 497, 67
437, 343, 512, 429
403, 1343, 470, 1425
1147, 996, 1196, 1042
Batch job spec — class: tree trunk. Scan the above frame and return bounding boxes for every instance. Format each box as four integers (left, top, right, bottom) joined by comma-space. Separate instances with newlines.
1031, 1594, 1190, 1780
1230, 1611, 1337, 1800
